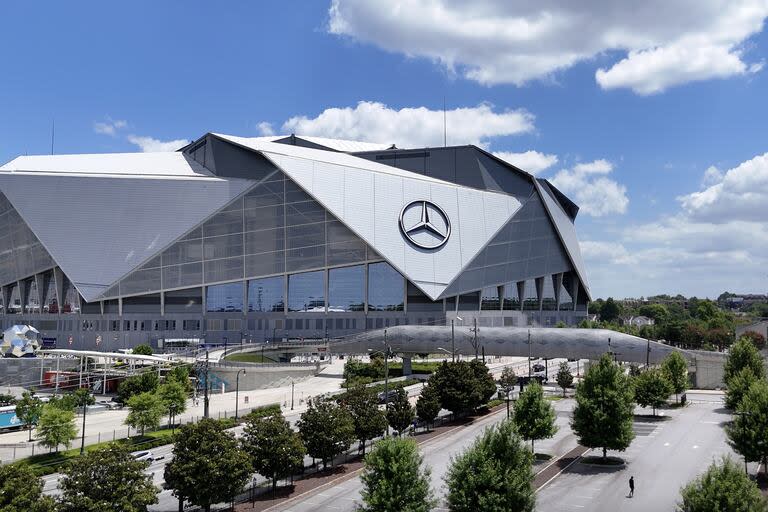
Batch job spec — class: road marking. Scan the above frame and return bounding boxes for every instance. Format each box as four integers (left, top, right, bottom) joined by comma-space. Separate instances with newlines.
700, 421, 720, 424
535, 446, 591, 492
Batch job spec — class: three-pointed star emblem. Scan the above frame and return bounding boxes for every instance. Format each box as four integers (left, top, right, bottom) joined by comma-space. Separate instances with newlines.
399, 200, 451, 250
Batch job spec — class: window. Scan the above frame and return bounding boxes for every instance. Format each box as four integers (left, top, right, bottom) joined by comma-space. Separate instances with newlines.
164, 288, 203, 313
288, 271, 325, 312
206, 282, 244, 312
183, 319, 200, 331
248, 276, 284, 312
522, 279, 540, 311
541, 276, 557, 311
407, 282, 443, 313
502, 283, 521, 310
458, 291, 480, 311
368, 262, 404, 311
328, 265, 365, 312
480, 286, 501, 311
560, 273, 575, 311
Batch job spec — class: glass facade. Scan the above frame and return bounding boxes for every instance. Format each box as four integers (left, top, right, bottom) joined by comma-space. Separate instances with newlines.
480, 286, 501, 310
328, 265, 365, 312
367, 262, 404, 311
248, 276, 284, 312
502, 282, 521, 310
206, 282, 244, 312
560, 273, 575, 311
522, 279, 539, 311
288, 271, 325, 312
541, 275, 557, 311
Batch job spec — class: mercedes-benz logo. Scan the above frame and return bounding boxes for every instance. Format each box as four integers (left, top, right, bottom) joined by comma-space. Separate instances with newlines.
399, 200, 451, 250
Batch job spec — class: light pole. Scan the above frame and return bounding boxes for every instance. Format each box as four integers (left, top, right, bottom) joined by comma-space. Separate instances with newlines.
527, 329, 532, 377
451, 319, 455, 363
235, 369, 246, 419
291, 379, 295, 410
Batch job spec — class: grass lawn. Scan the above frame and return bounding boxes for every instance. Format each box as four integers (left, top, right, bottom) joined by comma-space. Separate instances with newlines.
224, 353, 277, 363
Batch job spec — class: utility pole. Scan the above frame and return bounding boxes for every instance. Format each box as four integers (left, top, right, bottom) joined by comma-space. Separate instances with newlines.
470, 318, 479, 360
384, 329, 390, 437
646, 338, 651, 367
203, 350, 210, 419
451, 319, 455, 363
528, 329, 532, 377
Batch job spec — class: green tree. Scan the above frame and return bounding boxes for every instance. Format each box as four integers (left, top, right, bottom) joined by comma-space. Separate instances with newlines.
0, 464, 56, 512
512, 382, 557, 454
359, 437, 435, 512
37, 405, 77, 452
117, 371, 160, 405
469, 359, 498, 408
166, 365, 193, 393
340, 384, 387, 455
724, 337, 765, 384
725, 367, 761, 410
726, 379, 768, 471
430, 360, 496, 416
0, 393, 16, 406
741, 331, 767, 351
678, 456, 768, 512
638, 303, 669, 324
556, 362, 573, 397
297, 396, 355, 469
415, 384, 441, 431
445, 420, 535, 512
498, 366, 517, 418
571, 354, 635, 461
164, 419, 252, 512
15, 392, 43, 442
157, 381, 187, 430
241, 410, 305, 492
58, 444, 158, 512
132, 344, 153, 356
125, 391, 164, 435
387, 388, 415, 436
600, 297, 622, 323
633, 368, 672, 416
661, 351, 689, 403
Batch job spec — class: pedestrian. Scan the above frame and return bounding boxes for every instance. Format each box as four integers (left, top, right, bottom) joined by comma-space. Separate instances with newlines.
629, 476, 635, 498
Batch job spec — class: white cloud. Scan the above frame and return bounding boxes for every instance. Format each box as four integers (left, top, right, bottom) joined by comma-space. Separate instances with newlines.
549, 159, 628, 217
581, 152, 768, 298
493, 150, 558, 175
127, 135, 190, 153
678, 152, 768, 223
329, 0, 768, 93
93, 118, 127, 136
257, 122, 275, 136
279, 101, 534, 148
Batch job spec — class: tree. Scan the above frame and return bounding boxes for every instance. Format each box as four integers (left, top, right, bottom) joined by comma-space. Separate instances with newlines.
600, 297, 622, 323
430, 360, 496, 416
706, 328, 733, 351
157, 381, 187, 430
498, 367, 517, 418
0, 393, 16, 406
0, 464, 56, 512
359, 437, 435, 512
387, 388, 415, 436
512, 382, 557, 454
297, 396, 355, 469
633, 368, 672, 416
726, 379, 768, 471
37, 405, 77, 452
58, 444, 158, 512
241, 410, 305, 492
638, 303, 669, 324
724, 337, 765, 384
556, 362, 573, 397
164, 419, 252, 512
15, 392, 43, 442
678, 456, 768, 512
571, 354, 635, 461
661, 351, 688, 403
469, 359, 499, 407
445, 420, 535, 512
725, 367, 761, 410
117, 371, 159, 405
416, 384, 441, 431
340, 384, 387, 455
125, 391, 164, 435
132, 344, 153, 356
742, 331, 767, 351
166, 364, 193, 393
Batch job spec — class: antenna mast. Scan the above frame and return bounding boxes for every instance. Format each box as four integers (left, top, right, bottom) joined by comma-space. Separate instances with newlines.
443, 97, 447, 147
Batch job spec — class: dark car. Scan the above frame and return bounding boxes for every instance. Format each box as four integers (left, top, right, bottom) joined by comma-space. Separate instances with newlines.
532, 363, 546, 372
377, 389, 398, 404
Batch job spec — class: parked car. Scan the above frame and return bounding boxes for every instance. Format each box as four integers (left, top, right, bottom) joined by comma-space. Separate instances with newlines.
377, 389, 398, 404
132, 450, 163, 463
532, 363, 546, 372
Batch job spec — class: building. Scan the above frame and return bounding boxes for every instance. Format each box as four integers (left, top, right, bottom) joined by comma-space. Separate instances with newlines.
623, 316, 655, 328
0, 133, 590, 350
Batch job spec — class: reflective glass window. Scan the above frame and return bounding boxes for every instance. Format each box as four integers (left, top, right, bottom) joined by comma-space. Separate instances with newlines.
542, 276, 558, 311
502, 282, 521, 310
328, 265, 365, 312
164, 288, 203, 313
458, 291, 480, 311
522, 279, 540, 311
408, 282, 443, 313
248, 276, 284, 312
560, 273, 574, 311
25, 278, 40, 313
8, 283, 21, 314
480, 286, 501, 311
206, 282, 244, 312
61, 276, 79, 314
368, 262, 404, 311
288, 271, 325, 312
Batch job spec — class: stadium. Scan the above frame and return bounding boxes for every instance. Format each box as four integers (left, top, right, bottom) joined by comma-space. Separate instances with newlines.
0, 133, 590, 350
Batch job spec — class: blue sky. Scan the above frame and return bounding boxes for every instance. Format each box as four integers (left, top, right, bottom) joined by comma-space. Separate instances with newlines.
2, 1, 767, 299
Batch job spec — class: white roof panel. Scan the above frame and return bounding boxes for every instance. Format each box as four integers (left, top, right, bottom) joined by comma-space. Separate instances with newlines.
236, 135, 393, 153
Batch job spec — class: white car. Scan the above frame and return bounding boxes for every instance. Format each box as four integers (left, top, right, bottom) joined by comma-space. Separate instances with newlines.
132, 450, 162, 463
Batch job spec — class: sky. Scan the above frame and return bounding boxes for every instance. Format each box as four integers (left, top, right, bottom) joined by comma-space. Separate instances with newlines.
1, 0, 767, 300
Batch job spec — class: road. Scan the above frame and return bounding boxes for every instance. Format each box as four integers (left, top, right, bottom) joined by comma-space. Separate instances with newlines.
537, 391, 736, 512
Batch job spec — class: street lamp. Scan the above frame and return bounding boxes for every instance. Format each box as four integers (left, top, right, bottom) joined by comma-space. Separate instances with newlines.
450, 317, 463, 363
437, 347, 457, 360
527, 329, 532, 377
235, 369, 246, 419
291, 379, 295, 411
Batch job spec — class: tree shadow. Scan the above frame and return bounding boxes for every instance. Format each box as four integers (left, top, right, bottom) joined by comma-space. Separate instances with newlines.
633, 414, 672, 423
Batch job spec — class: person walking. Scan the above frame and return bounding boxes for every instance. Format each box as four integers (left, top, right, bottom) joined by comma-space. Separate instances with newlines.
629, 476, 635, 498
